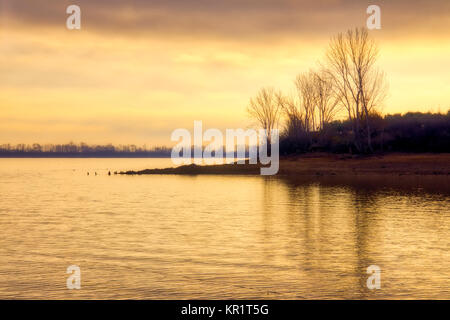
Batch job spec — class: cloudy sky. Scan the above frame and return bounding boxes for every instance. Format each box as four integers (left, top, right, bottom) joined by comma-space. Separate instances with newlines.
1, 0, 449, 145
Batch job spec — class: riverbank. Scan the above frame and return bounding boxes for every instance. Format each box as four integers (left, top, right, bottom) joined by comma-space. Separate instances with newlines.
119, 153, 450, 176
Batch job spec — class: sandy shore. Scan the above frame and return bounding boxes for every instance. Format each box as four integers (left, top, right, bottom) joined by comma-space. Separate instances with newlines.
120, 153, 450, 176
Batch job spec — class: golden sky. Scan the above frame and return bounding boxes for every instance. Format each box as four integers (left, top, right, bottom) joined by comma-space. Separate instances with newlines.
1, 0, 450, 145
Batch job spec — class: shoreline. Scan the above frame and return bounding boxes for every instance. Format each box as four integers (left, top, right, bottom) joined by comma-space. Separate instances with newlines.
119, 153, 450, 176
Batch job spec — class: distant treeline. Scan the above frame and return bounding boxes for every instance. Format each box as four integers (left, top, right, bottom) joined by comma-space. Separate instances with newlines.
1, 112, 448, 158
0, 143, 253, 158
280, 111, 450, 154
0, 143, 171, 158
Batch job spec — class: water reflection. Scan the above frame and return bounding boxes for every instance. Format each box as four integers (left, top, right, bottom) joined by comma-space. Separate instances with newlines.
0, 159, 448, 299
276, 175, 449, 299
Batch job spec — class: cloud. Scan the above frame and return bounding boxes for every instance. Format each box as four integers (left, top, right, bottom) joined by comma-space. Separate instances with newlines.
1, 0, 450, 144
2, 0, 449, 39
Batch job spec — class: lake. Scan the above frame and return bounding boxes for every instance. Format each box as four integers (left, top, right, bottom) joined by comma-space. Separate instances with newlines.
0, 158, 448, 299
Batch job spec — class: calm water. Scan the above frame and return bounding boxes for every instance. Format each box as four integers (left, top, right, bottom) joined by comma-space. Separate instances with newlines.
0, 158, 448, 299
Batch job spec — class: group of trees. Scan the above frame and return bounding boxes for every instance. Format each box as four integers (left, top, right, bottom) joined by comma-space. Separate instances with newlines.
248, 28, 391, 154
2, 28, 448, 158
279, 111, 450, 154
0, 143, 171, 157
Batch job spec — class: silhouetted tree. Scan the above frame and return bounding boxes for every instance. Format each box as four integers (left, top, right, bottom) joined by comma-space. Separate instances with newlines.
247, 87, 283, 144
326, 28, 387, 152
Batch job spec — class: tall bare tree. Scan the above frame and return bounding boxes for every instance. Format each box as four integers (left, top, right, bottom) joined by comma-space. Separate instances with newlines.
326, 28, 387, 152
276, 92, 305, 140
287, 69, 340, 135
294, 71, 317, 133
313, 69, 341, 130
247, 87, 283, 143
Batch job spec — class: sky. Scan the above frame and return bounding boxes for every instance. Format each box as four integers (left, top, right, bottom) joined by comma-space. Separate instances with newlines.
1, 0, 450, 145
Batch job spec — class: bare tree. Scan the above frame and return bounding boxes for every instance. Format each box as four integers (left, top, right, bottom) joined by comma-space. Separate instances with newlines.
294, 71, 317, 133
313, 69, 341, 130
326, 27, 387, 152
247, 87, 283, 143
276, 92, 305, 140
289, 69, 340, 136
